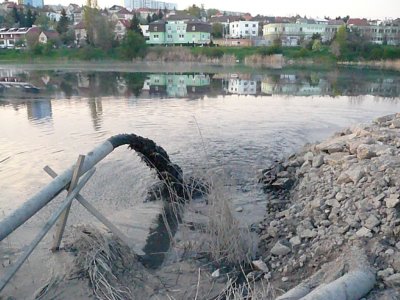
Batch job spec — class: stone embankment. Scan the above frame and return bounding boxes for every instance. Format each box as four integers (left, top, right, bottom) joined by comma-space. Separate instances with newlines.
259, 113, 400, 299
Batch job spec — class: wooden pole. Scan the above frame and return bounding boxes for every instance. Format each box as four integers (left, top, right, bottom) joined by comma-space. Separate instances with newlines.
52, 155, 85, 251
0, 168, 95, 293
43, 166, 144, 255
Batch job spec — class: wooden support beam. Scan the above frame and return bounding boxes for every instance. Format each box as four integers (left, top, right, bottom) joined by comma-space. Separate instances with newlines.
52, 155, 85, 251
43, 166, 144, 255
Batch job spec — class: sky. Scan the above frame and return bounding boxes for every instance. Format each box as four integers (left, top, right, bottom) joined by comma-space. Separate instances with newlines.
47, 0, 400, 20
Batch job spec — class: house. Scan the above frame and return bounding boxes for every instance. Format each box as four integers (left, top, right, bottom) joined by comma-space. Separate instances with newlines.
114, 19, 130, 40
229, 21, 259, 38
0, 27, 41, 48
38, 31, 59, 44
135, 8, 158, 20
263, 18, 340, 46
74, 21, 87, 45
147, 18, 211, 45
347, 19, 400, 45
109, 7, 134, 21
140, 24, 149, 38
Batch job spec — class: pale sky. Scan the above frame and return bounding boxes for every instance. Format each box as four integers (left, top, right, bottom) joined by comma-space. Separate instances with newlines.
48, 0, 400, 20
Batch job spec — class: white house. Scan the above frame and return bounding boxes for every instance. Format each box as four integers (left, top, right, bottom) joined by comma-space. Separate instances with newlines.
140, 24, 149, 38
229, 21, 258, 38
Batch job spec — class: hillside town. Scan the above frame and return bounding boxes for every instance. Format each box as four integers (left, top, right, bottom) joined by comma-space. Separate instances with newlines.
0, 0, 399, 50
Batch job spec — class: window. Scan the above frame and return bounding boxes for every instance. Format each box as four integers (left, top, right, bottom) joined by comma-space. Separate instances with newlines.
245, 24, 248, 27
245, 30, 249, 34
154, 26, 158, 31
192, 25, 196, 30
168, 35, 172, 38
252, 31, 256, 35
253, 24, 256, 27
154, 34, 159, 38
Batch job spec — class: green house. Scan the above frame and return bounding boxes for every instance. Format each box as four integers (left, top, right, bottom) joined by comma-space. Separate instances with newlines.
147, 19, 211, 46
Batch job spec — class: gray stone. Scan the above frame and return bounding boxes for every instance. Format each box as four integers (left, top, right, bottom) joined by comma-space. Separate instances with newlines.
252, 260, 269, 273
356, 227, 373, 238
347, 167, 366, 184
384, 273, 400, 286
335, 192, 346, 202
386, 195, 400, 208
235, 206, 243, 212
378, 268, 394, 278
326, 198, 341, 208
395, 242, 400, 250
304, 152, 314, 162
364, 215, 381, 230
289, 236, 301, 246
337, 173, 352, 184
271, 241, 291, 256
282, 277, 289, 282
299, 229, 317, 239
312, 155, 325, 168
391, 120, 400, 128
374, 114, 396, 125
357, 144, 377, 160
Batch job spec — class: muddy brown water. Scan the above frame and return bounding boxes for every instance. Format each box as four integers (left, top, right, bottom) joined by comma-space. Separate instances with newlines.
0, 66, 400, 292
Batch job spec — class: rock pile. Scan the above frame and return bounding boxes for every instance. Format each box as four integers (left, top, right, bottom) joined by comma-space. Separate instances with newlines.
258, 113, 400, 298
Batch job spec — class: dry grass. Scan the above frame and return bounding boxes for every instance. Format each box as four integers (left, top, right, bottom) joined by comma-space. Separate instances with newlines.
66, 226, 154, 300
244, 54, 284, 68
216, 278, 276, 300
204, 184, 252, 266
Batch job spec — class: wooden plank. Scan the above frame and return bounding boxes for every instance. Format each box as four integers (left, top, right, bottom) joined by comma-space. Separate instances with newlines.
51, 155, 85, 251
44, 166, 144, 256
0, 168, 95, 293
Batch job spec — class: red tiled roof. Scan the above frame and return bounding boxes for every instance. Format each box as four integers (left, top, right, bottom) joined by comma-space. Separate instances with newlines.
43, 31, 59, 39
347, 18, 369, 26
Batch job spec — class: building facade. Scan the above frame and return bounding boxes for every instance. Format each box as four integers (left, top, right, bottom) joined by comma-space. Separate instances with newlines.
147, 19, 211, 45
124, 0, 176, 11
20, 0, 43, 8
229, 21, 258, 38
263, 19, 344, 46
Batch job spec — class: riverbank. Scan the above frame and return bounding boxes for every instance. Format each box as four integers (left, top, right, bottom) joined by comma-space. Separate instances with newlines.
1, 45, 400, 71
259, 113, 400, 299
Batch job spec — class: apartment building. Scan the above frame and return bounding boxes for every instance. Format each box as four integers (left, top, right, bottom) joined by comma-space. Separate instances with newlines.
229, 21, 258, 38
147, 19, 211, 45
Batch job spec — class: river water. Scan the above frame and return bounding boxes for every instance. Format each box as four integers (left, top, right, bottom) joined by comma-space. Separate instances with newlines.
0, 66, 400, 260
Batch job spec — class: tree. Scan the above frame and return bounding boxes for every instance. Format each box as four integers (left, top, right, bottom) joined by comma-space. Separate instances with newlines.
26, 9, 36, 27
151, 13, 158, 22
186, 4, 201, 18
157, 9, 163, 20
119, 31, 147, 60
129, 13, 142, 35
84, 7, 115, 51
56, 9, 69, 35
206, 8, 219, 17
34, 13, 54, 30
146, 14, 151, 24
211, 23, 223, 38
312, 39, 322, 51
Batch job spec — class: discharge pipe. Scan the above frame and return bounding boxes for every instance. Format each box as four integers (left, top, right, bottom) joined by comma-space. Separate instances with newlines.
0, 134, 184, 242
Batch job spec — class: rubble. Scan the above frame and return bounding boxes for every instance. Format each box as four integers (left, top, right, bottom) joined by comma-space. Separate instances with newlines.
258, 113, 400, 298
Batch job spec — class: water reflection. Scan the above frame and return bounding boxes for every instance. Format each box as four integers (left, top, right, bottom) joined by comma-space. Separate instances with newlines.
26, 100, 52, 121
0, 68, 398, 105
